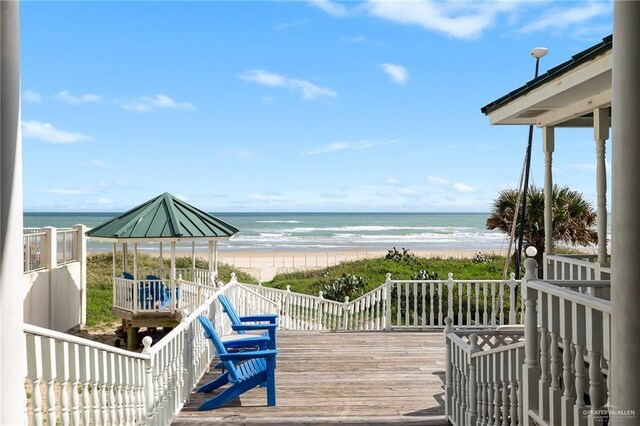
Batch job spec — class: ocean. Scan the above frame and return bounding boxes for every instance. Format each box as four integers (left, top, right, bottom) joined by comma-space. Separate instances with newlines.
24, 212, 510, 253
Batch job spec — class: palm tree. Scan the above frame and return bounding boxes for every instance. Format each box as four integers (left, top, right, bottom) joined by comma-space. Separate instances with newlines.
487, 185, 598, 264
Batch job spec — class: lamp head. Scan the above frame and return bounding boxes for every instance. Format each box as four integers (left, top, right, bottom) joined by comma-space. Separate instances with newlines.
531, 47, 548, 59
525, 246, 538, 258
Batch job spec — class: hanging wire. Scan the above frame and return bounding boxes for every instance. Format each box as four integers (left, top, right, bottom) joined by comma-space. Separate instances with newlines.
503, 152, 528, 279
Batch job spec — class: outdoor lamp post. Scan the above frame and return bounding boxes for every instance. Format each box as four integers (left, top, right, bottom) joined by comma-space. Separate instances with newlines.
515, 47, 548, 279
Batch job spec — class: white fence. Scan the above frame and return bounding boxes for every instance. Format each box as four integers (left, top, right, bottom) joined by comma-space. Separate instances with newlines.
23, 225, 87, 332
244, 273, 521, 331
544, 253, 611, 281
445, 323, 525, 425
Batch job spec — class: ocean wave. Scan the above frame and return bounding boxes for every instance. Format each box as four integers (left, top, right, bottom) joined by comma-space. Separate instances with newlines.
255, 220, 302, 223
286, 225, 474, 233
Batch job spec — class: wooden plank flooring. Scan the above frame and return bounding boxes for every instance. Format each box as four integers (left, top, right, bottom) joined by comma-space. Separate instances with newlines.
174, 331, 447, 425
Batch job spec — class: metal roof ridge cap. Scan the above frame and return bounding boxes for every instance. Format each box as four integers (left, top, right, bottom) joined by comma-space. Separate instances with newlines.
163, 193, 184, 237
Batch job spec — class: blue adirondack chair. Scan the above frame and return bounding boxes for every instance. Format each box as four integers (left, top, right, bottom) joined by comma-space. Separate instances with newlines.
144, 275, 171, 309
197, 315, 277, 410
217, 294, 278, 351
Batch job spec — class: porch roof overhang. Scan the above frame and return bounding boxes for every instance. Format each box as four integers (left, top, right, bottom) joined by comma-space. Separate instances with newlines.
481, 35, 612, 128
86, 192, 239, 243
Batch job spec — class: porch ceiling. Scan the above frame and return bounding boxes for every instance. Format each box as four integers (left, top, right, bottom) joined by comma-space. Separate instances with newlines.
481, 35, 612, 128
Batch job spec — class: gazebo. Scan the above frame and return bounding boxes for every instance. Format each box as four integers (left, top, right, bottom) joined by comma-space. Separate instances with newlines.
86, 192, 239, 349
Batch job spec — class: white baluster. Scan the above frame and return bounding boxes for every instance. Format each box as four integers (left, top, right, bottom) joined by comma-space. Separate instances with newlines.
444, 317, 453, 420
574, 344, 587, 423
447, 273, 454, 323
41, 337, 57, 426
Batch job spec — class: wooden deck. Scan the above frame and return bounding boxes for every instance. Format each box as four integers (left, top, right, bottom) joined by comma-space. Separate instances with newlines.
174, 331, 447, 425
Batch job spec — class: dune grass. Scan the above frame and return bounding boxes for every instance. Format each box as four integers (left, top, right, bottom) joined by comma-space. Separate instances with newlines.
264, 252, 510, 297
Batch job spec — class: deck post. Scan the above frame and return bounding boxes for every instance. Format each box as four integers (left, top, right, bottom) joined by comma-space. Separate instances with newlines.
467, 334, 480, 425
74, 224, 87, 325
594, 107, 609, 267
384, 273, 392, 331
543, 127, 554, 258
0, 2, 24, 423
142, 337, 155, 425
444, 317, 453, 420
522, 257, 540, 423
612, 2, 640, 420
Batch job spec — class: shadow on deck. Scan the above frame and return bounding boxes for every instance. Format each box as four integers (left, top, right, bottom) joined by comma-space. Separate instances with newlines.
174, 331, 447, 425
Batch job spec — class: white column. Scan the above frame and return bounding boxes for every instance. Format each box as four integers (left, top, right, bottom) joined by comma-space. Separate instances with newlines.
594, 107, 609, 266
74, 224, 87, 325
170, 242, 176, 313
612, 1, 640, 419
0, 2, 24, 423
543, 127, 555, 256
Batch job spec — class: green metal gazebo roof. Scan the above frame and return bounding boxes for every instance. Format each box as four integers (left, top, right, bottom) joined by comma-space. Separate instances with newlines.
86, 192, 239, 241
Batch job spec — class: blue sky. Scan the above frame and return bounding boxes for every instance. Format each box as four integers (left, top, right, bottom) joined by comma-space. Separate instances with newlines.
21, 0, 613, 212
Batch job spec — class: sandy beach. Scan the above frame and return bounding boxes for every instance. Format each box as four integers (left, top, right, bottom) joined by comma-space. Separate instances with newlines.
204, 248, 506, 282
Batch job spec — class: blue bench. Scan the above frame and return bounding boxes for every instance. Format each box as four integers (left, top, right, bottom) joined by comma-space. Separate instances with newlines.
197, 315, 278, 410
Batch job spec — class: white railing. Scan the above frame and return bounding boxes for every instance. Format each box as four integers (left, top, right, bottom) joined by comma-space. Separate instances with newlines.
544, 253, 611, 281
388, 273, 521, 329
444, 321, 526, 425
56, 228, 78, 265
175, 268, 216, 286
24, 281, 237, 426
522, 259, 611, 425
243, 273, 521, 331
24, 231, 46, 272
113, 276, 216, 315
25, 323, 149, 425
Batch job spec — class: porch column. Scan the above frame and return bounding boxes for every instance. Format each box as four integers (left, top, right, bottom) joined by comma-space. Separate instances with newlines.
0, 1, 24, 423
612, 1, 640, 419
594, 107, 609, 266
543, 127, 555, 256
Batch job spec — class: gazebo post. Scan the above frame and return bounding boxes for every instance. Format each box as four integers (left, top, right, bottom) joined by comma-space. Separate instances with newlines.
170, 242, 176, 313
208, 241, 214, 280
112, 242, 116, 277
122, 242, 128, 274
191, 241, 196, 279
214, 241, 218, 273
133, 243, 138, 279
159, 241, 164, 279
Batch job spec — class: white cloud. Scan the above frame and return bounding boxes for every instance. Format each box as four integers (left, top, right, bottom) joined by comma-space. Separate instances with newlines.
240, 70, 286, 87
302, 138, 401, 155
248, 193, 292, 203
386, 176, 398, 185
302, 142, 350, 155
22, 120, 91, 144
520, 2, 610, 33
396, 187, 417, 196
24, 90, 43, 103
94, 198, 114, 204
380, 63, 409, 84
276, 20, 307, 30
288, 78, 337, 100
453, 183, 476, 193
39, 188, 91, 196
55, 90, 102, 104
366, 0, 516, 39
428, 176, 450, 186
121, 94, 194, 112
240, 69, 336, 100
309, 0, 350, 17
